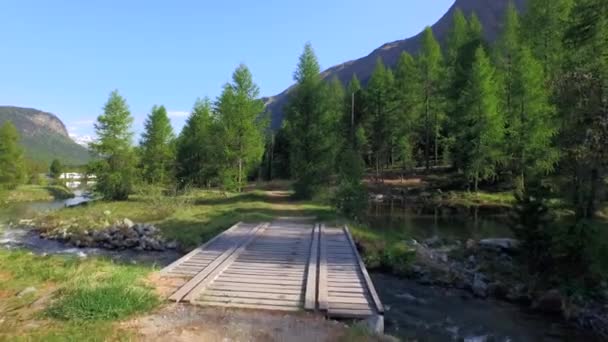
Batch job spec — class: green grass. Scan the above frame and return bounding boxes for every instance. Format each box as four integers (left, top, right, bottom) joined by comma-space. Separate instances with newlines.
37, 188, 335, 249
0, 185, 74, 205
0, 250, 156, 341
440, 190, 515, 208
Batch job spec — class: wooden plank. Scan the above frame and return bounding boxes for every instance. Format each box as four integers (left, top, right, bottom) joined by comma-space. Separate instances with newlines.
214, 277, 303, 285
169, 223, 265, 302
181, 223, 269, 302
318, 224, 328, 311
211, 285, 303, 295
193, 300, 300, 312
160, 222, 243, 275
203, 290, 302, 301
328, 302, 374, 310
198, 296, 301, 307
344, 225, 384, 314
327, 296, 370, 304
212, 281, 304, 290
304, 224, 319, 310
327, 308, 374, 318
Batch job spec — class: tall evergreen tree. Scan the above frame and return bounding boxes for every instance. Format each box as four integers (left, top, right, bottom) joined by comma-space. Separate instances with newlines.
417, 27, 445, 169
0, 121, 26, 189
394, 52, 421, 171
215, 64, 267, 192
284, 43, 338, 199
447, 12, 486, 169
90, 90, 136, 200
343, 74, 365, 151
510, 47, 558, 191
139, 105, 175, 184
175, 98, 218, 187
522, 0, 574, 80
495, 2, 521, 128
365, 58, 397, 177
459, 47, 504, 191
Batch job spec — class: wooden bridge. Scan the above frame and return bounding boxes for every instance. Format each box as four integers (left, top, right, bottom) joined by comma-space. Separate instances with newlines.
159, 219, 384, 322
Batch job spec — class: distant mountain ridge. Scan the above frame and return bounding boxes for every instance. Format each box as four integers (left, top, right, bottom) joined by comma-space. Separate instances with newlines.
0, 106, 91, 165
264, 0, 527, 129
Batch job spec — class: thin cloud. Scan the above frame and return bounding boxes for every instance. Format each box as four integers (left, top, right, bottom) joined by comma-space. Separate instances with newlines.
168, 110, 190, 118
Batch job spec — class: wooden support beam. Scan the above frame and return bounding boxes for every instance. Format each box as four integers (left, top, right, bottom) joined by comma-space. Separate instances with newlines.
304, 224, 319, 310
318, 223, 328, 311
343, 225, 384, 314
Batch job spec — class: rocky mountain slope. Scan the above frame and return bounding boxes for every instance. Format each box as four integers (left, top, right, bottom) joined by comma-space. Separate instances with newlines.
264, 0, 527, 128
0, 106, 91, 165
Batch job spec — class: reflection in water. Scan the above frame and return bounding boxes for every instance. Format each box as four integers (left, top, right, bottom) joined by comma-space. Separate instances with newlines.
0, 191, 92, 224
366, 202, 512, 241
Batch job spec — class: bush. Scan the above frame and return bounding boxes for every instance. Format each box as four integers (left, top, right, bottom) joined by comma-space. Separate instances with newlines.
383, 242, 416, 274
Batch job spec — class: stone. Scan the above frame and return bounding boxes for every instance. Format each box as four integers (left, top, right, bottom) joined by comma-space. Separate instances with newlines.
534, 289, 564, 314
103, 210, 111, 216
423, 236, 441, 247
478, 238, 520, 253
166, 241, 178, 249
364, 314, 384, 334
122, 218, 135, 228
466, 239, 477, 250
487, 282, 508, 299
17, 287, 37, 297
472, 274, 488, 298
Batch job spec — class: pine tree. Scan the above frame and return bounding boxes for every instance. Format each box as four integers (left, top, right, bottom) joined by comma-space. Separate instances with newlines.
522, 0, 574, 80
495, 2, 521, 129
90, 90, 136, 200
0, 121, 26, 189
365, 58, 396, 177
139, 105, 175, 185
417, 27, 445, 169
284, 43, 338, 199
394, 52, 420, 172
459, 47, 504, 191
49, 159, 63, 180
447, 12, 486, 170
175, 98, 218, 187
215, 64, 267, 192
510, 47, 558, 191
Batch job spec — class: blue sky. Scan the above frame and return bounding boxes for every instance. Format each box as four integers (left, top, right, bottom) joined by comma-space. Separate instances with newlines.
0, 0, 453, 141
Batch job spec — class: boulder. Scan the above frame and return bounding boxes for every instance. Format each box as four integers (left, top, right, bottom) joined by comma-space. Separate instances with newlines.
534, 289, 564, 314
472, 274, 488, 298
122, 218, 135, 228
478, 238, 520, 253
364, 314, 384, 334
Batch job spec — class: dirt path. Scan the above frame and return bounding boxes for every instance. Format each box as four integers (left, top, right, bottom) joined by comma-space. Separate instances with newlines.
124, 304, 354, 342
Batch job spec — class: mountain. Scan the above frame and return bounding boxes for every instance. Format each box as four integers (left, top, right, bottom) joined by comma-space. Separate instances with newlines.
0, 106, 91, 165
264, 0, 527, 129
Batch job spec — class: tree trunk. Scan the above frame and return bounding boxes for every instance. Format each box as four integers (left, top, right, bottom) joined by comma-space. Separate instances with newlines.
238, 158, 243, 193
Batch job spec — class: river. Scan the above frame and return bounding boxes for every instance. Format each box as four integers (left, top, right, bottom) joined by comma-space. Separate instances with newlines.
0, 199, 598, 341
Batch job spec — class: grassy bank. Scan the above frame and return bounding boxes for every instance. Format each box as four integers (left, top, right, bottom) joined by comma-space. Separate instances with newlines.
0, 250, 157, 341
0, 185, 74, 205
37, 187, 335, 249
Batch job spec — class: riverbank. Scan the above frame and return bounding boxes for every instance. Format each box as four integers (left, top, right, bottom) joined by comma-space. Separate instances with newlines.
0, 185, 74, 205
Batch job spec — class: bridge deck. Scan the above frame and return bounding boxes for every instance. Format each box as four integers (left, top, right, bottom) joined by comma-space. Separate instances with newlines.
159, 220, 383, 320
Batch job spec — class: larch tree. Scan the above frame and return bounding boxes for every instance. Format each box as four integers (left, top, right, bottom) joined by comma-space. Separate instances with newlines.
0, 121, 26, 189
495, 2, 521, 131
417, 27, 445, 169
175, 98, 218, 187
459, 47, 504, 191
139, 105, 175, 185
365, 58, 396, 177
510, 47, 558, 192
90, 90, 136, 200
49, 159, 63, 180
394, 52, 421, 172
284, 43, 338, 199
215, 64, 267, 192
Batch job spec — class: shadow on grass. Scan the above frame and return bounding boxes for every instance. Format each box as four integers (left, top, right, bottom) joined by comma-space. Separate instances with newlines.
158, 206, 337, 249
194, 191, 295, 206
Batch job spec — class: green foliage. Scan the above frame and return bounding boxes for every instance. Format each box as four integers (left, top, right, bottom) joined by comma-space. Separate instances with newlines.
334, 146, 367, 220
383, 242, 416, 274
90, 90, 137, 200
0, 121, 26, 189
49, 159, 63, 179
394, 52, 420, 171
139, 105, 175, 185
365, 58, 397, 175
215, 65, 268, 192
284, 43, 339, 199
458, 47, 504, 191
417, 27, 445, 169
175, 98, 219, 188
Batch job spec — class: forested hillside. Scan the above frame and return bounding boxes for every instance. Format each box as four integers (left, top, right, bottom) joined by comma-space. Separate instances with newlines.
0, 106, 90, 165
